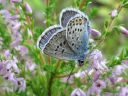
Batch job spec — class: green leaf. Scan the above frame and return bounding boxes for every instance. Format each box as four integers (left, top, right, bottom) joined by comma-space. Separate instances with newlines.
122, 0, 128, 4
122, 1, 128, 8
43, 64, 56, 73
104, 21, 109, 28
89, 7, 98, 19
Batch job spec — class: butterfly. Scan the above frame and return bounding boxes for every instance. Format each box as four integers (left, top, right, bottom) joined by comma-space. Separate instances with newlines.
37, 8, 90, 66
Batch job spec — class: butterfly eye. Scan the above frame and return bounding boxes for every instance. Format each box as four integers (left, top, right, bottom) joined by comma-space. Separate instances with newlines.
78, 60, 84, 66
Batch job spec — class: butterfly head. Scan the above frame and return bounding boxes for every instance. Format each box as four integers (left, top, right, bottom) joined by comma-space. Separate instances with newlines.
77, 60, 84, 66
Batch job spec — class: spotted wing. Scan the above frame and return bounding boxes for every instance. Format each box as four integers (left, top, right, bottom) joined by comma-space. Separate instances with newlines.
43, 29, 80, 60
66, 14, 90, 55
37, 25, 62, 50
60, 8, 87, 27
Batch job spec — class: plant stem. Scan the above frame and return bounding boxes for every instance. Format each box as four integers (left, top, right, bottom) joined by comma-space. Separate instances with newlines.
95, 3, 123, 49
48, 73, 54, 96
106, 4, 122, 33
23, 4, 47, 65
55, 60, 62, 69
48, 56, 51, 65
45, 0, 51, 65
55, 70, 77, 78
39, 51, 46, 64
47, 60, 62, 96
79, 0, 86, 9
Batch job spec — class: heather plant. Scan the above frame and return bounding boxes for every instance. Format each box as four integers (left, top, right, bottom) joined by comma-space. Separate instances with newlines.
0, 0, 128, 96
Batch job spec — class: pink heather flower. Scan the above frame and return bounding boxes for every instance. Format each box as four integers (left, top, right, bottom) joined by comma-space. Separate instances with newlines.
4, 50, 10, 58
89, 49, 108, 73
93, 71, 100, 82
25, 3, 32, 14
111, 9, 118, 18
119, 26, 128, 36
116, 77, 123, 82
90, 29, 101, 39
11, 31, 22, 40
88, 80, 106, 95
0, 10, 10, 16
71, 88, 86, 96
122, 60, 128, 66
8, 15, 19, 20
108, 76, 117, 85
74, 70, 87, 79
11, 0, 22, 3
4, 72, 15, 82
14, 78, 26, 92
0, 61, 8, 76
0, 61, 25, 92
112, 64, 128, 76
105, 93, 113, 96
87, 68, 95, 76
6, 57, 20, 73
0, 67, 8, 76
25, 60, 36, 71
10, 38, 21, 48
12, 22, 21, 31
0, 63, 2, 70
16, 45, 28, 56
118, 87, 128, 96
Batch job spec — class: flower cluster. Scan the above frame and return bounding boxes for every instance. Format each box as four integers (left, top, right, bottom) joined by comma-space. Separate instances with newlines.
58, 5, 128, 95
70, 49, 128, 96
0, 0, 35, 92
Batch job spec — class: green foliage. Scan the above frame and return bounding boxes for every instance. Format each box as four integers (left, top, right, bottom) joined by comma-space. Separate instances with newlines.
0, 17, 11, 48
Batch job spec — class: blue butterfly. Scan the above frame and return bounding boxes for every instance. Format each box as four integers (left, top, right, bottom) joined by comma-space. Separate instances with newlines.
37, 8, 90, 66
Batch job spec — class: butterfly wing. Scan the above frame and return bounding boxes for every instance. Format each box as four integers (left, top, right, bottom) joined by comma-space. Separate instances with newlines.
37, 25, 62, 51
43, 29, 81, 60
60, 8, 87, 27
38, 27, 80, 60
66, 14, 90, 59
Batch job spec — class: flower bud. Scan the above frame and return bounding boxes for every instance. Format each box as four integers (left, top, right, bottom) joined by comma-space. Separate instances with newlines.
4, 50, 10, 58
90, 29, 101, 39
119, 26, 128, 36
25, 3, 32, 14
71, 88, 86, 96
118, 87, 128, 96
11, 0, 22, 3
93, 71, 100, 82
74, 70, 87, 79
111, 9, 118, 18
12, 22, 21, 31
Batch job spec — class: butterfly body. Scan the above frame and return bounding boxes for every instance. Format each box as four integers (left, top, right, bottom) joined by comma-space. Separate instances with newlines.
37, 8, 90, 66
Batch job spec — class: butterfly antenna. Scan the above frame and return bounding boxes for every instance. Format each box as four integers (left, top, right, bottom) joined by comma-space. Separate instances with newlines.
66, 65, 75, 84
